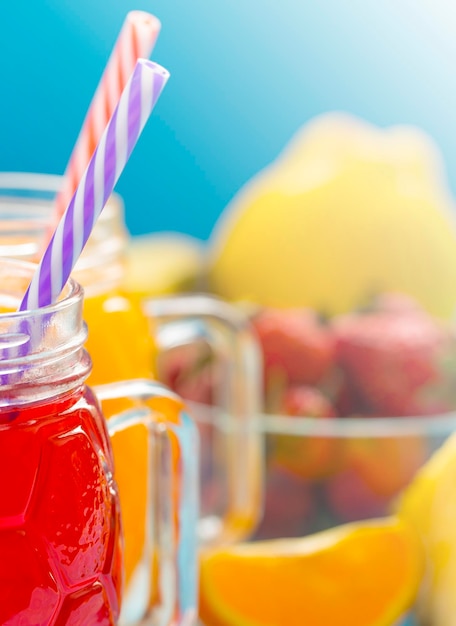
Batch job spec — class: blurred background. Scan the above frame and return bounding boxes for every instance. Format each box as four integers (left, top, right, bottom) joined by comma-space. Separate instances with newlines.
1, 0, 456, 239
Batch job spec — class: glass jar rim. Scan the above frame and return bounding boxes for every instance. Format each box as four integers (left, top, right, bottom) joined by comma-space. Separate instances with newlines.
0, 257, 83, 318
0, 257, 89, 405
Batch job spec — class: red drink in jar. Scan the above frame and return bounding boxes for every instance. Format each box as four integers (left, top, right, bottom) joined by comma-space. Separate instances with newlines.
0, 260, 123, 625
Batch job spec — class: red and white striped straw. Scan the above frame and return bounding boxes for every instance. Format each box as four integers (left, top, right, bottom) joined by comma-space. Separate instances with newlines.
53, 11, 161, 222
20, 59, 169, 311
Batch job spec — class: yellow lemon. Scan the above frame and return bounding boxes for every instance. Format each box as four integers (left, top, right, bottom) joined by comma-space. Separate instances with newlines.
199, 516, 423, 626
399, 432, 456, 626
209, 113, 456, 319
124, 232, 206, 299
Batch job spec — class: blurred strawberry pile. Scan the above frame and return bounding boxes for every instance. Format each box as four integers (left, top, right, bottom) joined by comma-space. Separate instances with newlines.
159, 292, 456, 420
259, 293, 456, 419
157, 293, 456, 538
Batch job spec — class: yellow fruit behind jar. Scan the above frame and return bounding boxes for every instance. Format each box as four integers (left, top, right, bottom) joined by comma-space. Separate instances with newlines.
83, 289, 185, 597
83, 289, 156, 588
84, 289, 156, 386
209, 113, 456, 319
124, 233, 206, 300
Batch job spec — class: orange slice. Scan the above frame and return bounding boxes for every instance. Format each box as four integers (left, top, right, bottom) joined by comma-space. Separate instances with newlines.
199, 516, 423, 626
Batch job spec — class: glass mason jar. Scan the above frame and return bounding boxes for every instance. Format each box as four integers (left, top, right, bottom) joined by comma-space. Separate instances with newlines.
0, 172, 264, 551
0, 258, 197, 626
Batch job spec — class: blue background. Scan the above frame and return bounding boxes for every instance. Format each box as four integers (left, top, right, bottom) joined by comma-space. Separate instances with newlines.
1, 0, 456, 240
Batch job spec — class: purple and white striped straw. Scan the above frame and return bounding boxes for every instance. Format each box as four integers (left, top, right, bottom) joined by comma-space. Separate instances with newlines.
19, 58, 169, 311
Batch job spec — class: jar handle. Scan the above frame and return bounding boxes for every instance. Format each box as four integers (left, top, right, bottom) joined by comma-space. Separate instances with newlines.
143, 294, 264, 545
94, 379, 198, 626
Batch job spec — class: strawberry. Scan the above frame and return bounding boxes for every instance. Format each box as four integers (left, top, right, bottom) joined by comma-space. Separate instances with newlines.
334, 305, 456, 416
273, 385, 339, 480
253, 308, 335, 387
157, 343, 216, 405
282, 385, 337, 418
